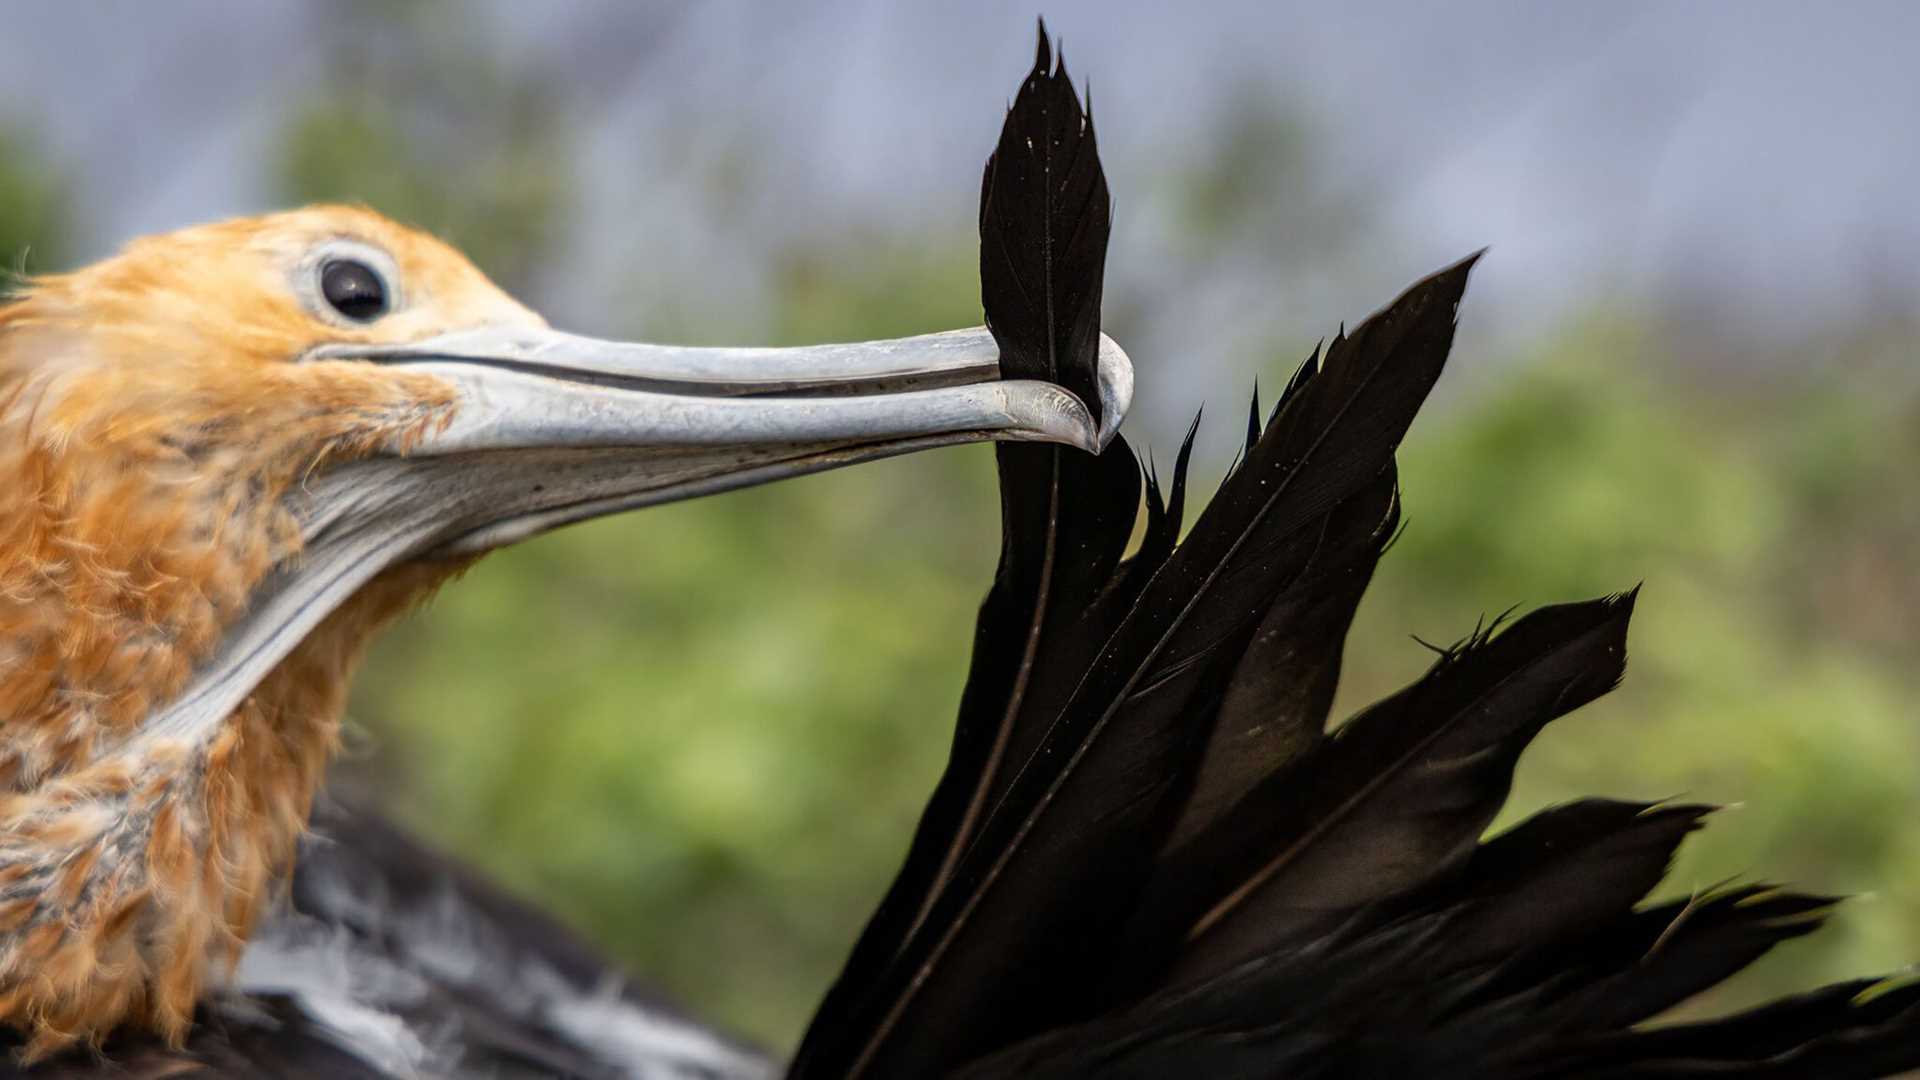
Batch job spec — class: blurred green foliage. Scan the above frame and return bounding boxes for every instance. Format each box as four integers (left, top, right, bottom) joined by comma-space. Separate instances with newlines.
0, 122, 71, 278
3, 11, 1915, 1060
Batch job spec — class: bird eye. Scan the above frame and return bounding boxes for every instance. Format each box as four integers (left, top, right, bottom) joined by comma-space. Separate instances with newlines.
319, 259, 390, 322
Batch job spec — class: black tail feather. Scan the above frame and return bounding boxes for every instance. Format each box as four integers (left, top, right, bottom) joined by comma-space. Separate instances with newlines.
1550, 978, 1920, 1079
792, 21, 1131, 1070
1106, 413, 1196, 614
812, 243, 1473, 1079
1120, 592, 1633, 991
1423, 798, 1715, 965
1532, 885, 1841, 1032
1162, 471, 1396, 852
793, 24, 1920, 1080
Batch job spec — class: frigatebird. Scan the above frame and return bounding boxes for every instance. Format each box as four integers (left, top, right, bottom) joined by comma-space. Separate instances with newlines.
0, 155, 1122, 1071
4, 21, 1919, 1080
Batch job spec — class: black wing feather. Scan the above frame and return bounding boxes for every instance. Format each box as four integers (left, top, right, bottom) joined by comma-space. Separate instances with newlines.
795, 28, 1920, 1080
1127, 591, 1636, 988
792, 20, 1139, 1075
812, 255, 1471, 1078
1163, 463, 1396, 851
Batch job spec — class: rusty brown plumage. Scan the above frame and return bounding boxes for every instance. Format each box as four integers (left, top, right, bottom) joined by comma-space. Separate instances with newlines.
0, 207, 530, 1058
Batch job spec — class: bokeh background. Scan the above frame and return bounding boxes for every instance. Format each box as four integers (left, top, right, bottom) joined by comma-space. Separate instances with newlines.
3, 0, 1917, 1055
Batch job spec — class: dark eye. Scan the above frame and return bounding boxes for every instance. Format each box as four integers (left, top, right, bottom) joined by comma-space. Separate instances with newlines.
320, 259, 389, 322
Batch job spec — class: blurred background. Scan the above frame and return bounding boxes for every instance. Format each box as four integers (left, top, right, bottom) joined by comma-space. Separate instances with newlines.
2, 0, 1916, 1055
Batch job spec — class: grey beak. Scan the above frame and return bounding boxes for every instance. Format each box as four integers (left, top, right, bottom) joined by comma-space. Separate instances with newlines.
139, 324, 1130, 750
316, 325, 1131, 456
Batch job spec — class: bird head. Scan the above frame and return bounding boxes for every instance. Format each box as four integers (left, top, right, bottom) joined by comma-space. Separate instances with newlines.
0, 205, 1130, 1056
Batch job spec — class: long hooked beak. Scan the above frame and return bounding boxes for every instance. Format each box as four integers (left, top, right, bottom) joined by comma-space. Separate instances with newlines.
310, 324, 1133, 553
140, 324, 1131, 745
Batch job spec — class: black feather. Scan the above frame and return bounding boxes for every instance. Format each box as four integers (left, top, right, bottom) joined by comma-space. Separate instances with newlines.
1423, 798, 1715, 964
1126, 591, 1636, 988
1245, 383, 1262, 455
1105, 414, 1196, 609
792, 24, 1920, 1080
1162, 470, 1397, 852
812, 259, 1472, 1076
1527, 885, 1840, 1031
800, 27, 1920, 1080
1552, 978, 1920, 1079
1275, 343, 1319, 426
791, 20, 1138, 1075
977, 16, 1108, 423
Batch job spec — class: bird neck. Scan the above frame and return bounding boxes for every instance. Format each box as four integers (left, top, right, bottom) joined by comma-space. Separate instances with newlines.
0, 427, 297, 783
0, 378, 469, 1057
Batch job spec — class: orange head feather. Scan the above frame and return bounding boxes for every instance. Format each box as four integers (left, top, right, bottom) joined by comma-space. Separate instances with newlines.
0, 207, 545, 1058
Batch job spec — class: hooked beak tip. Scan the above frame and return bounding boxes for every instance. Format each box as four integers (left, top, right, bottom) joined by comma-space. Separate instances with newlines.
1092, 332, 1134, 451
